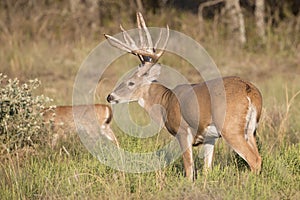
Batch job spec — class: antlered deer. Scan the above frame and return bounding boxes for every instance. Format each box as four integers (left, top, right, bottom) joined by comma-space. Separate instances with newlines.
43, 104, 119, 148
105, 12, 262, 180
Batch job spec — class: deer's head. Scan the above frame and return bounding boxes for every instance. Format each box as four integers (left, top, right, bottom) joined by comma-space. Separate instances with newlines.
105, 12, 169, 104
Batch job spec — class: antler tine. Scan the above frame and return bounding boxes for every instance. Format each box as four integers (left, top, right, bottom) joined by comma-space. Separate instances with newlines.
120, 24, 145, 62
132, 25, 169, 63
136, 12, 145, 49
154, 29, 163, 50
105, 13, 169, 64
137, 12, 153, 51
120, 24, 138, 50
104, 34, 134, 54
120, 25, 130, 46
156, 25, 170, 59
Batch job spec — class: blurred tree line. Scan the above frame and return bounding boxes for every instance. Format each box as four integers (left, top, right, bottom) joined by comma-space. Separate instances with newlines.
0, 0, 299, 45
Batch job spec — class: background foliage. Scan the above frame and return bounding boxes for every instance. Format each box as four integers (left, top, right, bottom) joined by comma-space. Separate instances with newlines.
0, 74, 54, 154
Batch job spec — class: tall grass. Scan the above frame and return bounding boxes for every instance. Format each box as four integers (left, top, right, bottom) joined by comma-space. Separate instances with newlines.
0, 134, 299, 199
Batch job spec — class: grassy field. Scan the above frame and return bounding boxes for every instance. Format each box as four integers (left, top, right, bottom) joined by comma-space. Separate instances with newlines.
1, 5, 300, 200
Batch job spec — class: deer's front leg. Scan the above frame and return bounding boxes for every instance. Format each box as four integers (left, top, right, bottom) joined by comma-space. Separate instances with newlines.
176, 127, 194, 181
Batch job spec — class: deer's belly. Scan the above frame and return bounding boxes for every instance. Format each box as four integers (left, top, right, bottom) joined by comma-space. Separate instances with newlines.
193, 124, 221, 146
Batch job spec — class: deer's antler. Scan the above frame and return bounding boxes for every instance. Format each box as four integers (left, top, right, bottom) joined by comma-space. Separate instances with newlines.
104, 12, 169, 64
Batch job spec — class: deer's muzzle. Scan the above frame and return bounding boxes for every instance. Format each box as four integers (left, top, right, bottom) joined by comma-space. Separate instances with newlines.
107, 94, 118, 104
107, 94, 113, 103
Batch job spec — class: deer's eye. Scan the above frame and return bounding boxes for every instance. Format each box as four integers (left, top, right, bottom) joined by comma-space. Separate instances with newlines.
128, 81, 135, 86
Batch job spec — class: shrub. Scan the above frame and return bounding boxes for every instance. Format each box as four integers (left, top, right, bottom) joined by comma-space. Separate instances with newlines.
0, 73, 54, 153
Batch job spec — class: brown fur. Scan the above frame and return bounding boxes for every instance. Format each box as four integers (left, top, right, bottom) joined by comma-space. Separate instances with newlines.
43, 104, 118, 147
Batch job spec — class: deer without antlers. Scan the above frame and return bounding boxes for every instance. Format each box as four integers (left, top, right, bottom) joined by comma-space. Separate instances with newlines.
105, 12, 262, 180
43, 104, 119, 148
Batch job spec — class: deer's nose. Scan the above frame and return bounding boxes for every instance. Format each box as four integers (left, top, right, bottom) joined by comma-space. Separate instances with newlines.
107, 94, 114, 103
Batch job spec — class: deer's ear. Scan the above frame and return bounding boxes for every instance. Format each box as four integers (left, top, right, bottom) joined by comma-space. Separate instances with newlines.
145, 64, 161, 82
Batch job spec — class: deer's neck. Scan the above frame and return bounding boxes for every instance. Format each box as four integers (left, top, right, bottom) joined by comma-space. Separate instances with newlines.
139, 82, 174, 112
139, 82, 183, 136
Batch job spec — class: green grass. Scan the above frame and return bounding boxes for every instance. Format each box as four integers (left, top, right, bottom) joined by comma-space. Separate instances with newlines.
0, 140, 299, 199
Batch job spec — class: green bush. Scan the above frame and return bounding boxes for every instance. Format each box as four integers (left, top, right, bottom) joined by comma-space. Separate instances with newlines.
0, 73, 54, 153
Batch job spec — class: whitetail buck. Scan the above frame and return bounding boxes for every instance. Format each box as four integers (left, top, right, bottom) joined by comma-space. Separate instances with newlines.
105, 12, 262, 180
43, 104, 119, 148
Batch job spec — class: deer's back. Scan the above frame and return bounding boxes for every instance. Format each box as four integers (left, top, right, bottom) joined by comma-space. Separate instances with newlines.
44, 104, 112, 131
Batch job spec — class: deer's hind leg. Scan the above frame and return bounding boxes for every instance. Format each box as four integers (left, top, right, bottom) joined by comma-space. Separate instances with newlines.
244, 101, 260, 158
202, 125, 220, 171
221, 120, 261, 173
